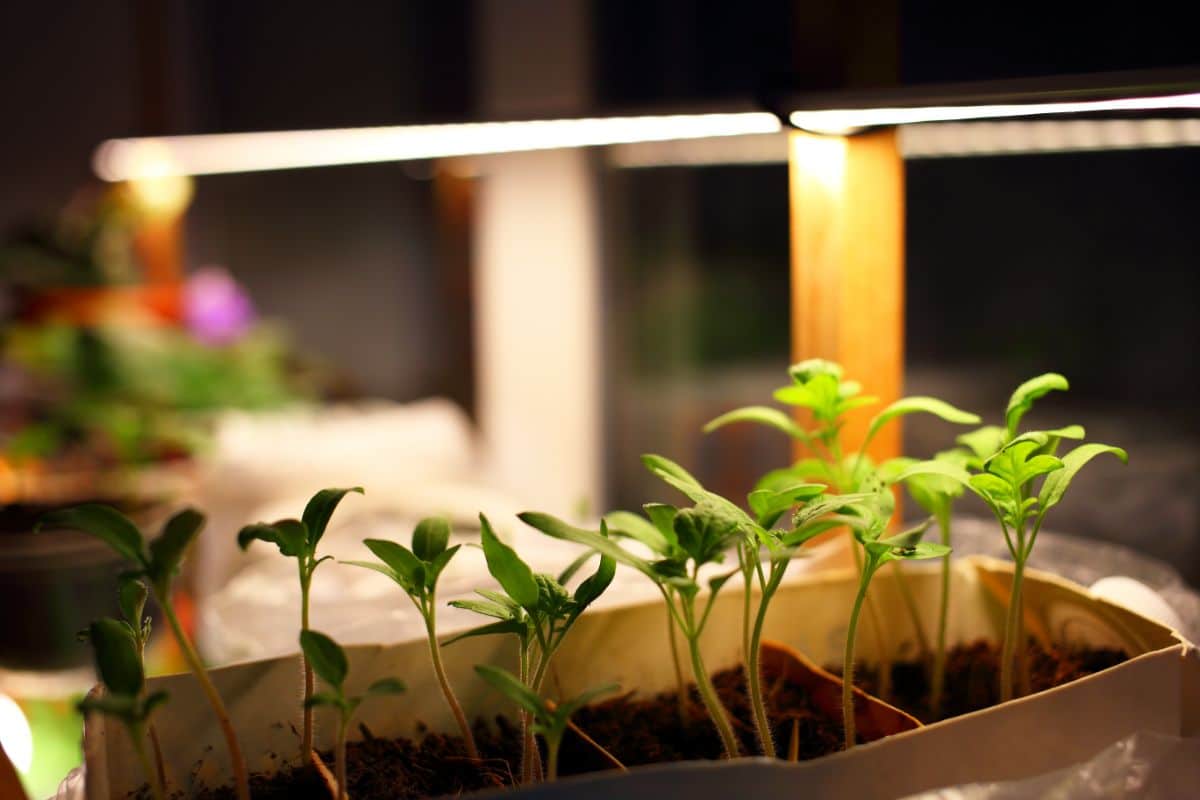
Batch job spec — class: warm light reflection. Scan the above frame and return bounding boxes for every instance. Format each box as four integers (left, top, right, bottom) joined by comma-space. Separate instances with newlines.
93, 113, 783, 181
791, 132, 847, 189
790, 91, 1200, 135
0, 693, 33, 774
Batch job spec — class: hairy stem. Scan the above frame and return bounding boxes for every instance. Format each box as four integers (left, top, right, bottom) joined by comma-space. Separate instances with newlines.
335, 717, 348, 800
891, 560, 930, 659
147, 724, 167, 796
747, 565, 784, 758
423, 594, 478, 759
662, 595, 688, 723
687, 634, 740, 758
130, 724, 165, 800
929, 509, 952, 720
546, 736, 560, 782
518, 642, 532, 784
1000, 557, 1026, 702
842, 566, 873, 750
158, 593, 249, 800
300, 567, 314, 760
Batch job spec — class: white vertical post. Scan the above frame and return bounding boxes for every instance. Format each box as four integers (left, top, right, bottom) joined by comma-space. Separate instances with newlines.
473, 0, 602, 516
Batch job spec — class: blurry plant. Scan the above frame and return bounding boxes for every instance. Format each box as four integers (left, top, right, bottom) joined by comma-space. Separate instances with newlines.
342, 516, 479, 759
523, 453, 842, 760
39, 505, 250, 800
835, 485, 948, 748
895, 374, 1127, 703
2, 322, 304, 465
238, 487, 362, 760
78, 617, 168, 800
444, 514, 614, 782
300, 630, 405, 800
705, 359, 979, 701
475, 665, 619, 781
879, 449, 969, 720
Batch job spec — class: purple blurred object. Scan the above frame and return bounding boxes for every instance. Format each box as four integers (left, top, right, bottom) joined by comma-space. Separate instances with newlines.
183, 267, 256, 345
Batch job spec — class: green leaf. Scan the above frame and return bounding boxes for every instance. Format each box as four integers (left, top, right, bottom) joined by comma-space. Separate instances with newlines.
702, 406, 808, 440
366, 677, 407, 696
640, 454, 706, 502
412, 517, 451, 562
603, 510, 669, 554
708, 569, 737, 596
480, 514, 539, 610
1005, 373, 1069, 438
880, 517, 933, 547
643, 503, 680, 549
1039, 443, 1128, 514
573, 546, 615, 609
236, 520, 307, 558
304, 692, 346, 710
147, 509, 204, 592
142, 691, 169, 718
891, 459, 976, 496
673, 505, 741, 566
475, 665, 543, 718
39, 504, 145, 566
519, 511, 656, 578
363, 539, 425, 591
117, 577, 148, 630
747, 483, 826, 529
301, 487, 363, 549
424, 544, 461, 589
299, 629, 348, 689
441, 618, 527, 647
557, 549, 597, 584
78, 694, 139, 720
874, 541, 952, 564
956, 426, 1007, 463
788, 358, 843, 384
448, 598, 515, 621
864, 397, 981, 452
88, 619, 143, 696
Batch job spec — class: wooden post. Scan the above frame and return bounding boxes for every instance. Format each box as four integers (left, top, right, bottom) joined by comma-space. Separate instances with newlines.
789, 127, 905, 463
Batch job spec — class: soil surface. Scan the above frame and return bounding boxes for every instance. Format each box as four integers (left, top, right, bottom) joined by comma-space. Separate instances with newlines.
187, 662, 844, 800
844, 638, 1128, 722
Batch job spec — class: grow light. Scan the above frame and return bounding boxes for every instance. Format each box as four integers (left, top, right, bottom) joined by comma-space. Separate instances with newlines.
776, 68, 1200, 135
92, 112, 782, 181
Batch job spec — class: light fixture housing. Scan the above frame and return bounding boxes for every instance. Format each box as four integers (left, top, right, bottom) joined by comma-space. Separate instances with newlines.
772, 67, 1200, 135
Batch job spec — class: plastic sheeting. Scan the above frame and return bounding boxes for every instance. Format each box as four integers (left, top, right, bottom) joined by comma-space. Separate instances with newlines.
905, 732, 1200, 799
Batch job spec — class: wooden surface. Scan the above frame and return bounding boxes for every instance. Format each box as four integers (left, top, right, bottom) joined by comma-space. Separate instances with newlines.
789, 128, 905, 464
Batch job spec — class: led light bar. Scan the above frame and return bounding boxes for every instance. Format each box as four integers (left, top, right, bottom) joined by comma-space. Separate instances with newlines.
93, 112, 782, 181
776, 68, 1200, 135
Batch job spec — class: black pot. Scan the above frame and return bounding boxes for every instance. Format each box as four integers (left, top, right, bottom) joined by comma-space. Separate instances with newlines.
0, 502, 162, 671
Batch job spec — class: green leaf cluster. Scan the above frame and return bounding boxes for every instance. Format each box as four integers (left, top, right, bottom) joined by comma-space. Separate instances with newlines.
77, 618, 168, 726
299, 630, 406, 719
40, 505, 205, 597
238, 487, 363, 590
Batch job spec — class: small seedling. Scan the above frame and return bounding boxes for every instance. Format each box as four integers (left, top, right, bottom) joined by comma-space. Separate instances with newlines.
78, 618, 168, 800
895, 374, 1127, 703
300, 630, 405, 800
238, 486, 362, 759
475, 665, 618, 781
522, 457, 752, 760
445, 514, 614, 782
41, 505, 250, 800
880, 449, 969, 720
342, 516, 479, 759
835, 485, 948, 749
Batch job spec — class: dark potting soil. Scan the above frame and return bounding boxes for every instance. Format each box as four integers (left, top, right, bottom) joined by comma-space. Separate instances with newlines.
843, 638, 1128, 722
185, 663, 844, 800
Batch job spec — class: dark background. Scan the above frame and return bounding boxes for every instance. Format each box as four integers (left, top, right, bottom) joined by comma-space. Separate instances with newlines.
1, 1, 1197, 579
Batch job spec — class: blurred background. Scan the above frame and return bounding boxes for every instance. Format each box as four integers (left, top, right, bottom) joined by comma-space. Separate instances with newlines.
1, 2, 1198, 795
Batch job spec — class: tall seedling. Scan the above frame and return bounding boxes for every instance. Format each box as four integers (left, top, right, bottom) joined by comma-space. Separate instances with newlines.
41, 506, 250, 800
237, 486, 362, 760
78, 618, 168, 800
445, 514, 614, 782
300, 630, 405, 800
895, 374, 1127, 702
343, 516, 479, 759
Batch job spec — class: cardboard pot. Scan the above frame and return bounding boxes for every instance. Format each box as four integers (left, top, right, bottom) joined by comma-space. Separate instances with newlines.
83, 556, 1198, 799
